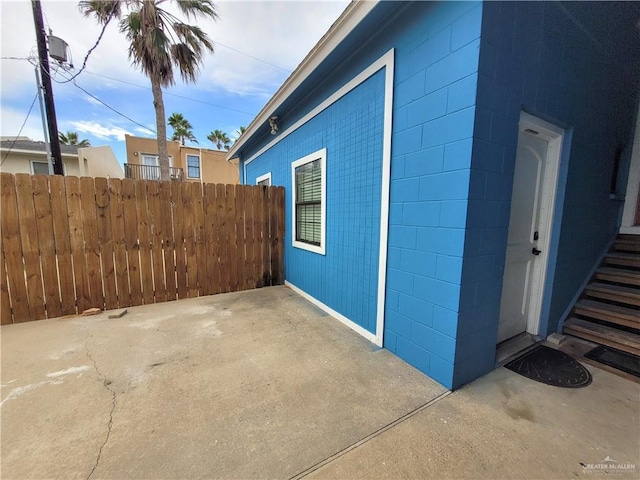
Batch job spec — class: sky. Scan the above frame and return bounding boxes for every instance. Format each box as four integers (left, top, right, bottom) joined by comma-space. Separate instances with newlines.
0, 0, 350, 166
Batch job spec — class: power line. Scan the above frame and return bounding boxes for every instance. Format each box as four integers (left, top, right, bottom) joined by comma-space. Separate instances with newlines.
82, 70, 256, 116
41, 63, 156, 135
54, 3, 119, 83
215, 41, 291, 73
1, 92, 39, 166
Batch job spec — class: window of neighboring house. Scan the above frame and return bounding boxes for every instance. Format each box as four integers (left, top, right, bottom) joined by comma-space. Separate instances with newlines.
256, 172, 271, 186
187, 154, 200, 179
31, 160, 65, 175
291, 148, 326, 255
31, 160, 50, 175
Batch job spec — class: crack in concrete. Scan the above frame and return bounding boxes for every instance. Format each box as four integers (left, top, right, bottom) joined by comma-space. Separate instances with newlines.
85, 343, 117, 480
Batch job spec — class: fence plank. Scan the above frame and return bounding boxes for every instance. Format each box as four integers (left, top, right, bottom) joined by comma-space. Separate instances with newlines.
243, 185, 255, 290
253, 186, 264, 288
183, 182, 198, 298
273, 187, 285, 285
235, 185, 246, 292
134, 180, 155, 305
66, 177, 91, 313
122, 179, 143, 306
1, 248, 12, 324
80, 177, 104, 310
216, 184, 235, 293
49, 175, 75, 315
201, 183, 216, 296
1, 174, 29, 322
32, 175, 62, 318
260, 185, 271, 287
95, 177, 117, 310
159, 181, 176, 301
225, 184, 238, 292
108, 179, 130, 308
146, 181, 166, 302
15, 174, 46, 320
171, 181, 187, 300
192, 183, 207, 296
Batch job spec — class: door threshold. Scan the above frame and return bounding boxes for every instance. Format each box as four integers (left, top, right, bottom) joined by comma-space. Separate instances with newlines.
495, 333, 543, 367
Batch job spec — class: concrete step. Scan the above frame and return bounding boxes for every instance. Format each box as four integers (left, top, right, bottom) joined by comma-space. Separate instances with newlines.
585, 282, 640, 307
595, 267, 640, 287
574, 299, 640, 330
563, 317, 640, 356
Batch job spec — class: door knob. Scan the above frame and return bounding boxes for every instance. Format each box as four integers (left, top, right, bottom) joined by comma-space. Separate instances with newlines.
532, 247, 542, 256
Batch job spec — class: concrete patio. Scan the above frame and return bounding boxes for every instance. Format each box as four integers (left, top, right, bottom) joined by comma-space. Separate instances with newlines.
1, 286, 638, 479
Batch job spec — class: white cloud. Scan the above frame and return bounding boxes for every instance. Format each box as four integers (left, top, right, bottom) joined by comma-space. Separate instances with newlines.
1, 0, 349, 98
69, 120, 131, 141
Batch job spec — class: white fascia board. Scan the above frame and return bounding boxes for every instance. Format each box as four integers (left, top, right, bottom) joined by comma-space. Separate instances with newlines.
0, 148, 77, 158
226, 0, 379, 160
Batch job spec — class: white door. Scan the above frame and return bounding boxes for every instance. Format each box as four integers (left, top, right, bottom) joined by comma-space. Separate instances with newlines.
141, 154, 159, 180
497, 131, 549, 343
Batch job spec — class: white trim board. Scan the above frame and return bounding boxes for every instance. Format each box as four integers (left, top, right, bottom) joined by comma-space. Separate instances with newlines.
243, 49, 395, 167
285, 281, 379, 345
244, 50, 394, 347
256, 172, 272, 186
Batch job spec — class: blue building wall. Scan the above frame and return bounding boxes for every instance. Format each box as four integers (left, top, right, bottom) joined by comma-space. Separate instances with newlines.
245, 72, 385, 334
241, 1, 483, 389
454, 1, 640, 387
382, 1, 482, 388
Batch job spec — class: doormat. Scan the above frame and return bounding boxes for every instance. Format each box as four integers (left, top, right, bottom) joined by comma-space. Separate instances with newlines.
505, 345, 592, 388
584, 345, 640, 378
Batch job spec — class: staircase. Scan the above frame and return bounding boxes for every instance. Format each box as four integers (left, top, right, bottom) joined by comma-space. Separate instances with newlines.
563, 234, 640, 357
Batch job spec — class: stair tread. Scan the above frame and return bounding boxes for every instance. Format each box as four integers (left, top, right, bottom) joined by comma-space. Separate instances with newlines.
575, 299, 640, 321
596, 267, 640, 278
564, 317, 640, 349
586, 282, 640, 298
607, 252, 640, 259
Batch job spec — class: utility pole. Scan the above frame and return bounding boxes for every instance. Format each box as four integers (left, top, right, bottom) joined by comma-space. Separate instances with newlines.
32, 0, 63, 175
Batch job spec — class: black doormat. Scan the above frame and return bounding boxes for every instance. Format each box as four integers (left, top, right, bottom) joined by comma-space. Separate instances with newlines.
584, 345, 640, 378
505, 345, 592, 388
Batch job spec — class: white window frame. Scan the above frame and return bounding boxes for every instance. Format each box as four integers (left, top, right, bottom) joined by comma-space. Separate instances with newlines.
256, 172, 271, 186
186, 154, 201, 179
30, 160, 51, 175
291, 148, 326, 255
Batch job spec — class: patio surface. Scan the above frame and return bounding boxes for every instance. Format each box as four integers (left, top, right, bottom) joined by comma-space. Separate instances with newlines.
2, 285, 638, 479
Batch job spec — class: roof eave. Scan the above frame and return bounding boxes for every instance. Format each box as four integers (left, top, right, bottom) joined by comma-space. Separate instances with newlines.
226, 0, 379, 160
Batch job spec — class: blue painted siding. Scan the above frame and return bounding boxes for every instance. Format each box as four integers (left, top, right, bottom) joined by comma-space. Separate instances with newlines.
383, 1, 482, 389
245, 71, 385, 334
454, 1, 640, 387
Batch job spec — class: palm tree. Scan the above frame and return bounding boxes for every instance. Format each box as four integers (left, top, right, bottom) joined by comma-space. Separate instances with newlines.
59, 131, 91, 147
80, 0, 218, 180
207, 129, 230, 150
168, 112, 197, 145
233, 126, 246, 144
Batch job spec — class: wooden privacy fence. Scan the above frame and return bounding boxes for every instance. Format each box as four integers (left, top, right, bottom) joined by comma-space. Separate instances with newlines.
0, 173, 285, 325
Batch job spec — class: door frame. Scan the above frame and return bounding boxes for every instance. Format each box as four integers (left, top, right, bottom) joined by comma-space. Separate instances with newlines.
620, 102, 640, 234
514, 112, 564, 337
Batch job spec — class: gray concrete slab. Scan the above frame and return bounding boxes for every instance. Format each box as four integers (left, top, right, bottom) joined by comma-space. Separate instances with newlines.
308, 364, 640, 480
1, 286, 445, 479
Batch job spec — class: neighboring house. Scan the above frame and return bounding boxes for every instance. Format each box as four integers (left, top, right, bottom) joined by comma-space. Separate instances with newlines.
0, 137, 123, 178
124, 135, 238, 184
228, 1, 640, 389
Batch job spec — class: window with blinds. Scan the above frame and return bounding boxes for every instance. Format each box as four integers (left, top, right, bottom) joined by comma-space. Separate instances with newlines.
291, 148, 326, 254
295, 159, 321, 245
